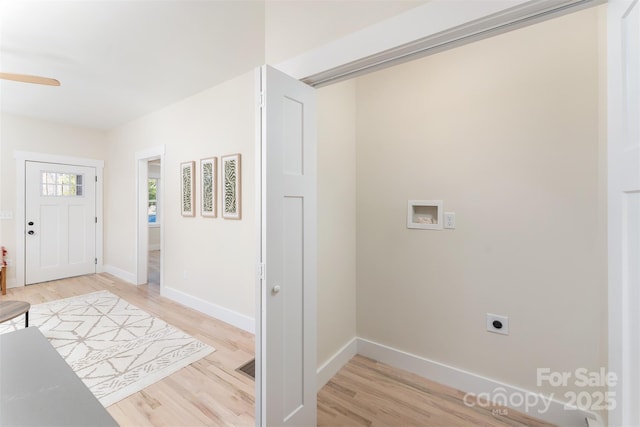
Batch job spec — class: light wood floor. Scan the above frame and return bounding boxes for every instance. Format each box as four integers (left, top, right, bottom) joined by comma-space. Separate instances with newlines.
2, 273, 555, 427
319, 356, 556, 427
0, 273, 255, 426
148, 250, 160, 289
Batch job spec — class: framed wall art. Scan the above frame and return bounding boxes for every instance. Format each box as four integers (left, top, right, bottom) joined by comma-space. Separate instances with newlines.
221, 153, 241, 220
180, 161, 195, 217
200, 157, 217, 217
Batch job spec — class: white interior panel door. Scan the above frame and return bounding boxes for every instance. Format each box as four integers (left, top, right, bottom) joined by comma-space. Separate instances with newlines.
609, 0, 640, 425
25, 161, 96, 285
259, 65, 317, 426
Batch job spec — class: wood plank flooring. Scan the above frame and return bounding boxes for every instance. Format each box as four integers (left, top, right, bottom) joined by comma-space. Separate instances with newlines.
318, 355, 556, 427
148, 250, 160, 289
2, 273, 555, 426
0, 273, 255, 426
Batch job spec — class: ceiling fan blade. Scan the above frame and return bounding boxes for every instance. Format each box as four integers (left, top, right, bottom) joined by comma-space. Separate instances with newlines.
0, 72, 60, 86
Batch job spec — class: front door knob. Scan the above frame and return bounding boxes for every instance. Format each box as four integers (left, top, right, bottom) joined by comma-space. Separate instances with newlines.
272, 285, 281, 295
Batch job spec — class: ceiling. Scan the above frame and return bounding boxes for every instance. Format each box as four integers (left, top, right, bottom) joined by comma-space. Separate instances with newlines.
0, 0, 428, 131
0, 1, 265, 130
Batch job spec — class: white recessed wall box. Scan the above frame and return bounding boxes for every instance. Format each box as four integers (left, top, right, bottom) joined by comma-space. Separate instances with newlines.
407, 200, 443, 230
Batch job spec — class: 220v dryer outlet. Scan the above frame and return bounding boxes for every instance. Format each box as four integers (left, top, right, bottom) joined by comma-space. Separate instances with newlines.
486, 313, 509, 335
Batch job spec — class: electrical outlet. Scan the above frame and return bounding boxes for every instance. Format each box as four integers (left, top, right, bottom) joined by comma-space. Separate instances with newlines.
486, 313, 509, 335
444, 212, 456, 229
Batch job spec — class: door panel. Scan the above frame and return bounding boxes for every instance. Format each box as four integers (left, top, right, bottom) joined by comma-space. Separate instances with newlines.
39, 205, 60, 268
282, 196, 304, 417
283, 98, 304, 176
259, 65, 317, 427
25, 162, 96, 285
68, 204, 88, 264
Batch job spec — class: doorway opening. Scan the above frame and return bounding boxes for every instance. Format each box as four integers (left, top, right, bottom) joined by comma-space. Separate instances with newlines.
147, 159, 161, 291
135, 146, 165, 291
308, 4, 607, 427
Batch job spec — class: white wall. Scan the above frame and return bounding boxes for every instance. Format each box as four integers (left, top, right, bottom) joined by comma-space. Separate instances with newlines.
353, 6, 606, 399
104, 71, 256, 320
317, 80, 358, 367
0, 113, 108, 285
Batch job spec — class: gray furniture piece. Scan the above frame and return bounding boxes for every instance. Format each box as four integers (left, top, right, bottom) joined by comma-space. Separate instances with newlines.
0, 301, 30, 327
0, 327, 119, 426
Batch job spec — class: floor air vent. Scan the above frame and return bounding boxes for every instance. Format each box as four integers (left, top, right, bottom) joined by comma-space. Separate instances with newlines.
237, 358, 255, 380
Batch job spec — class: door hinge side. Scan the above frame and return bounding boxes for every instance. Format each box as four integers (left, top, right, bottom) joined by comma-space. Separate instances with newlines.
258, 92, 264, 109
95, 176, 98, 182
95, 217, 98, 223
258, 263, 265, 280
95, 258, 97, 265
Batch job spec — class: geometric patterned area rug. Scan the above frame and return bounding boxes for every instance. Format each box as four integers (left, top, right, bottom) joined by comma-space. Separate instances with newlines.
0, 290, 215, 407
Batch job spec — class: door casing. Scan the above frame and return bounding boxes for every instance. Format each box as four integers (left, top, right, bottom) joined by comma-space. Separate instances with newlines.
134, 146, 165, 291
607, 0, 640, 425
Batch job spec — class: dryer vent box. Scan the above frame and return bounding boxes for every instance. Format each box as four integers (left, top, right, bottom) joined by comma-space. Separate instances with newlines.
407, 200, 443, 230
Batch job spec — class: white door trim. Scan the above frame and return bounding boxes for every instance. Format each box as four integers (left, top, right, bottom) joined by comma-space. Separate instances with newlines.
608, 0, 640, 425
254, 67, 264, 426
134, 146, 165, 290
14, 150, 104, 287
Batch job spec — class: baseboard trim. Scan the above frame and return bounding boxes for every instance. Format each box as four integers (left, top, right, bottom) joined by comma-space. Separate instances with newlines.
103, 265, 136, 284
162, 286, 255, 334
356, 338, 601, 427
316, 337, 358, 391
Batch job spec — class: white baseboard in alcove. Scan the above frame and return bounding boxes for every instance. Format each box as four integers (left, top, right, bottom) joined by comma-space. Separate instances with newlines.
356, 338, 600, 427
316, 337, 358, 391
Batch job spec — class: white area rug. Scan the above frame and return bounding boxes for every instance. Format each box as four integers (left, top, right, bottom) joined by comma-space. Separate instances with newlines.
0, 290, 215, 406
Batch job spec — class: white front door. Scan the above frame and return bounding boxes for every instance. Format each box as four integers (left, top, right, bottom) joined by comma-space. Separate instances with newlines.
608, 0, 640, 425
258, 65, 317, 426
25, 161, 96, 284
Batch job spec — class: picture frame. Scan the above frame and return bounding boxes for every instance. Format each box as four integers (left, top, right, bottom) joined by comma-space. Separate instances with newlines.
180, 161, 195, 217
221, 153, 241, 220
200, 157, 217, 218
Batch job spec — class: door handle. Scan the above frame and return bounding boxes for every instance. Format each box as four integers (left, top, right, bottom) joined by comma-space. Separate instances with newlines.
271, 285, 281, 295
27, 230, 35, 235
